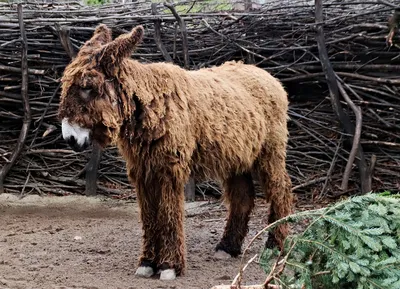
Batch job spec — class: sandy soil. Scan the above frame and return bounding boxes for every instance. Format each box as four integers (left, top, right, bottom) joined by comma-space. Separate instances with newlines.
0, 193, 272, 289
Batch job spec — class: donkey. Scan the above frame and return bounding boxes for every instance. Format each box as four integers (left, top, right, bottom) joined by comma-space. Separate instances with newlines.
58, 24, 293, 280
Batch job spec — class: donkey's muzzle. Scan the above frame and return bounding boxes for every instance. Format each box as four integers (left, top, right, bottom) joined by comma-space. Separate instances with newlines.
66, 135, 89, 152
61, 118, 91, 152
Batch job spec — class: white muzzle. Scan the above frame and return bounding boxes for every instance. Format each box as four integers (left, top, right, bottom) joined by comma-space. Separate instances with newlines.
61, 118, 91, 152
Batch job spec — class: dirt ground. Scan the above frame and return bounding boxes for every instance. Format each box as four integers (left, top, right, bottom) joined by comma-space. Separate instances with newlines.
0, 193, 275, 289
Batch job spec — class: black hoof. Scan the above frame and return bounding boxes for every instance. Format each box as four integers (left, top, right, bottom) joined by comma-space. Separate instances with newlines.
265, 232, 279, 249
215, 242, 241, 258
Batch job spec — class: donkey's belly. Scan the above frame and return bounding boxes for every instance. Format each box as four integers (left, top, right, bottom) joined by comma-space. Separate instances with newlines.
190, 136, 263, 181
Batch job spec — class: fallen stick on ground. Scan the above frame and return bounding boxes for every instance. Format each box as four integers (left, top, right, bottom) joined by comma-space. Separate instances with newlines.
211, 284, 280, 289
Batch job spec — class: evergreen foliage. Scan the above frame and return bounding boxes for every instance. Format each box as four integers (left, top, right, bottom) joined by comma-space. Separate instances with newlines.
85, 0, 109, 6
260, 193, 400, 289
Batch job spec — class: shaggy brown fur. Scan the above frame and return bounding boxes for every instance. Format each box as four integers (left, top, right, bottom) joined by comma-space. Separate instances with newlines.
58, 24, 293, 277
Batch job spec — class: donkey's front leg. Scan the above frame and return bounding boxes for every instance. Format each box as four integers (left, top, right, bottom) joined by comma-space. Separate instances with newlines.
134, 179, 160, 278
156, 175, 186, 280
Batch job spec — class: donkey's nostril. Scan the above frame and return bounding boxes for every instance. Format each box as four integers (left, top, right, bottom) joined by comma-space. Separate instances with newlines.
67, 136, 77, 148
67, 136, 81, 152
66, 136, 88, 152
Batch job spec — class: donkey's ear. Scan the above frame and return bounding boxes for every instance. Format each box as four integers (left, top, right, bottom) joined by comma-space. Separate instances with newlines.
98, 25, 144, 62
82, 24, 112, 49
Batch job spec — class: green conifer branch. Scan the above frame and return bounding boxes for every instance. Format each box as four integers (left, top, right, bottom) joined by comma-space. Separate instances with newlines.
258, 193, 400, 289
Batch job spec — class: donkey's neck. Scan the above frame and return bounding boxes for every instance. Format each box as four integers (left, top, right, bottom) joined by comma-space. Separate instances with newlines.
119, 59, 189, 105
116, 58, 190, 144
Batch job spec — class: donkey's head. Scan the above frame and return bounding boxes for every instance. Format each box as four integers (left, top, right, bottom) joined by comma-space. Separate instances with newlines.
58, 24, 144, 152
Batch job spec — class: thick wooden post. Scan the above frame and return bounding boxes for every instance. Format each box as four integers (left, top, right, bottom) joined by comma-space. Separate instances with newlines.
84, 142, 102, 196
315, 0, 371, 194
184, 176, 196, 202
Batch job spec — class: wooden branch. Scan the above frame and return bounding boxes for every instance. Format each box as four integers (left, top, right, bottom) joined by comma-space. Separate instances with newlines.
0, 4, 31, 194
165, 3, 189, 68
56, 24, 77, 59
386, 8, 400, 46
0, 38, 20, 48
232, 254, 258, 287
361, 141, 400, 148
337, 79, 363, 192
378, 0, 400, 9
315, 0, 370, 194
211, 285, 264, 289
291, 176, 329, 191
367, 154, 377, 193
151, 3, 173, 63
202, 19, 278, 65
29, 82, 62, 148
211, 284, 280, 289
280, 72, 400, 85
321, 136, 342, 196
0, 64, 44, 75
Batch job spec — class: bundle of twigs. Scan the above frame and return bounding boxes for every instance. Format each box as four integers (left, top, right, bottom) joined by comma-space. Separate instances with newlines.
0, 0, 399, 199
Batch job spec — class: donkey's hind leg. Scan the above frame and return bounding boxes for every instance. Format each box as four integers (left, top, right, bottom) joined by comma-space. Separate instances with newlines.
257, 143, 293, 250
215, 172, 255, 258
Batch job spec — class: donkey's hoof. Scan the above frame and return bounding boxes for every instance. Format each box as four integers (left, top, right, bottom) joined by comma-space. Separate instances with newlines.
160, 269, 176, 280
135, 266, 154, 278
214, 250, 232, 260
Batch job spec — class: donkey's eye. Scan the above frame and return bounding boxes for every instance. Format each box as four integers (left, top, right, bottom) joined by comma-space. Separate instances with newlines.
79, 88, 93, 100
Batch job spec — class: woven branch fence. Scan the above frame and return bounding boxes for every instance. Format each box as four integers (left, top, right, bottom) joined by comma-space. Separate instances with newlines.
0, 0, 399, 200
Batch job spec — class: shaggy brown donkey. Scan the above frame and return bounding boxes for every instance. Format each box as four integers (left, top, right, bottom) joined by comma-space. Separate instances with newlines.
58, 24, 293, 281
